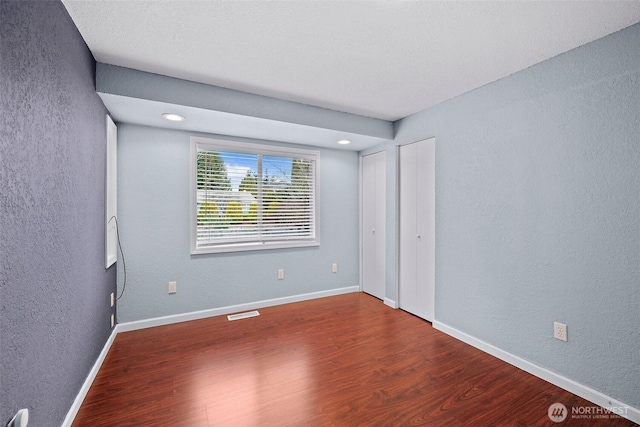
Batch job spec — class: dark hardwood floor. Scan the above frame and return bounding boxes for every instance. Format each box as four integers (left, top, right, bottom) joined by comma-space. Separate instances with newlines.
73, 293, 636, 426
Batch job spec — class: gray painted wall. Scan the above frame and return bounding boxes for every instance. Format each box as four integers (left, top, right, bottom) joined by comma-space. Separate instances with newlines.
387, 23, 639, 408
0, 1, 116, 425
116, 125, 359, 322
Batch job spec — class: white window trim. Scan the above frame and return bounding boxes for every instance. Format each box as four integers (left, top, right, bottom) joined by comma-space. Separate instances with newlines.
190, 136, 321, 254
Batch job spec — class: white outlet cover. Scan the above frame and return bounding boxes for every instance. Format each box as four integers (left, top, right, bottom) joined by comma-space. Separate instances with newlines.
554, 322, 567, 341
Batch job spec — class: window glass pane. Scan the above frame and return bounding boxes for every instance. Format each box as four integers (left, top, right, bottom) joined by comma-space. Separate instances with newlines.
197, 150, 258, 246
192, 138, 318, 254
263, 156, 313, 238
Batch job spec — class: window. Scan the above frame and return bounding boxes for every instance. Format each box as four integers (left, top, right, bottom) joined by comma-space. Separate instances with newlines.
191, 137, 320, 254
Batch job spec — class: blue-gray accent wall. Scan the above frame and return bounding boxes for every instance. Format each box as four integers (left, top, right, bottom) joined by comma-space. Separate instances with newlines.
116, 125, 359, 322
387, 23, 639, 408
0, 1, 116, 425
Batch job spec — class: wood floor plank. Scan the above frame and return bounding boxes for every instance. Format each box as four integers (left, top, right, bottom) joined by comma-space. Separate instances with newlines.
72, 293, 636, 426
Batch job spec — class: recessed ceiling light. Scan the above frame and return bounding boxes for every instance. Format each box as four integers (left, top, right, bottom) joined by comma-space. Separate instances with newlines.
162, 113, 185, 122
337, 139, 351, 145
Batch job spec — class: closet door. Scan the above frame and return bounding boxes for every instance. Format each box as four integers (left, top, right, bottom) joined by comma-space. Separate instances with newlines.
362, 151, 386, 300
398, 138, 435, 321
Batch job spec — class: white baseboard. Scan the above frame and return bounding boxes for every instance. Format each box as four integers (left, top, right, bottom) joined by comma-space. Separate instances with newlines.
61, 328, 117, 427
433, 321, 640, 425
384, 298, 397, 308
117, 286, 360, 332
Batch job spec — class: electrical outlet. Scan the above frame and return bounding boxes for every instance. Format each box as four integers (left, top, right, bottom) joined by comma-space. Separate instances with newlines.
332, 263, 338, 273
110, 314, 115, 328
168, 281, 177, 294
110, 292, 114, 307
278, 269, 284, 280
554, 322, 567, 342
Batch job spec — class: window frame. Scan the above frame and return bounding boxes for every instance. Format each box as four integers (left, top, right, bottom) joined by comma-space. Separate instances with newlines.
190, 136, 320, 254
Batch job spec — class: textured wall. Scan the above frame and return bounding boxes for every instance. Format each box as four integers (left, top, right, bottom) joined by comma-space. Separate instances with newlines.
391, 23, 640, 408
0, 1, 116, 425
116, 125, 359, 322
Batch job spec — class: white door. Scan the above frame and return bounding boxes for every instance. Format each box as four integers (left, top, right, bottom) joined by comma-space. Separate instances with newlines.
362, 151, 386, 300
398, 138, 435, 321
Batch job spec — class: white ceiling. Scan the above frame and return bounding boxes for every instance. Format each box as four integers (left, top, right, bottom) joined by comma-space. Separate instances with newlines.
63, 1, 640, 147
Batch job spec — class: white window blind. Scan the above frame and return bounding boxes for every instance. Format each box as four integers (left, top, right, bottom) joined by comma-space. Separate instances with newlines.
191, 137, 320, 254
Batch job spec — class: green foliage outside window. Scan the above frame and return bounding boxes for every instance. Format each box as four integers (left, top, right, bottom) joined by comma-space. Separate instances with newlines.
197, 151, 231, 191
225, 200, 244, 224
197, 201, 219, 224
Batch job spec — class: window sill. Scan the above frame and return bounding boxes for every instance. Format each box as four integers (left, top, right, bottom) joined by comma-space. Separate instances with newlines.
190, 239, 320, 255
